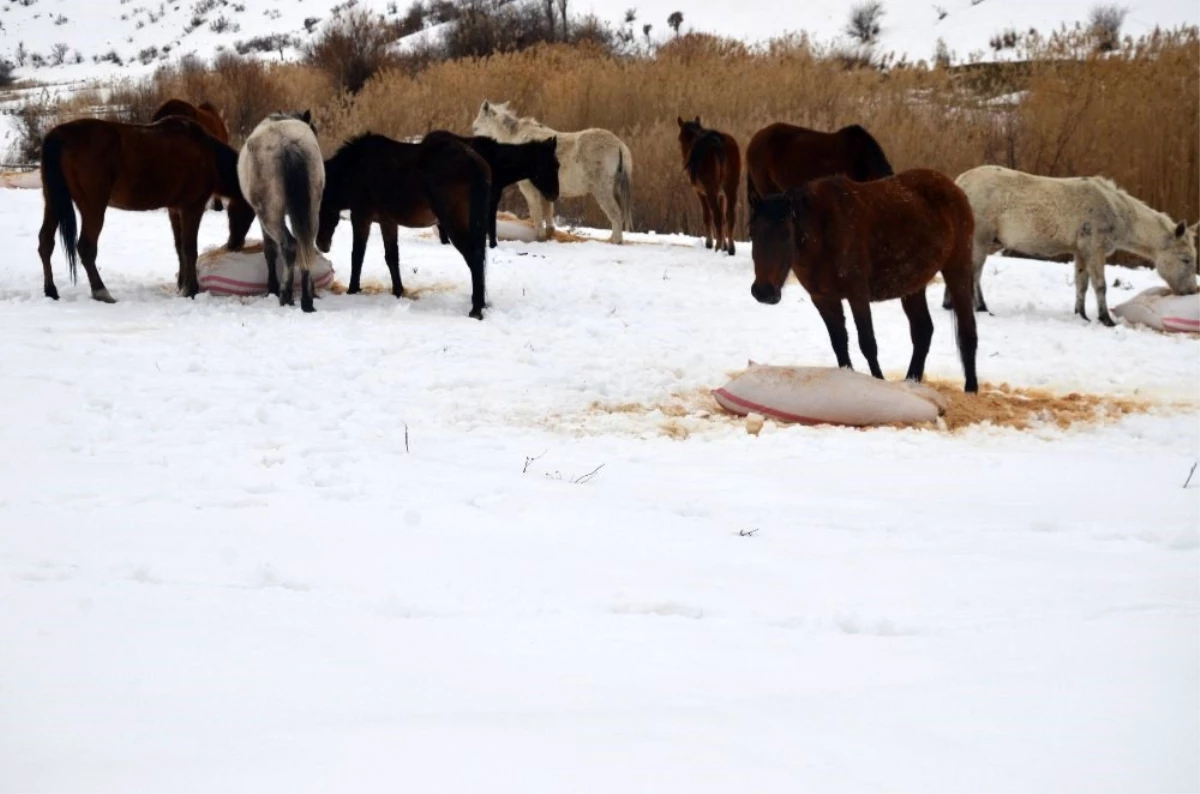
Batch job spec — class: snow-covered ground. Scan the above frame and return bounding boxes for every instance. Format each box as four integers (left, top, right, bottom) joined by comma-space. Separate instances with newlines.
0, 0, 1196, 87
0, 186, 1197, 792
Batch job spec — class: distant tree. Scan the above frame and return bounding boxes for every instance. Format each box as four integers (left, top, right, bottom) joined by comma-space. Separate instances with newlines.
1089, 3, 1127, 51
667, 10, 683, 35
846, 1, 884, 45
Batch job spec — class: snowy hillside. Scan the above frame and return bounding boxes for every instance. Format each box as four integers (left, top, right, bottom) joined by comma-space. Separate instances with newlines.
0, 0, 1196, 85
0, 185, 1197, 790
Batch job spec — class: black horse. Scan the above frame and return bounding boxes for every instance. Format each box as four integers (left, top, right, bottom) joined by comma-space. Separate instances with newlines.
316, 132, 492, 319
423, 131, 560, 249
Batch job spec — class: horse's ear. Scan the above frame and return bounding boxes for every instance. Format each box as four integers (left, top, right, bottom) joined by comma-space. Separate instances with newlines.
481, 100, 491, 113
694, 115, 700, 125
676, 116, 684, 128
300, 109, 312, 123
1175, 220, 1187, 238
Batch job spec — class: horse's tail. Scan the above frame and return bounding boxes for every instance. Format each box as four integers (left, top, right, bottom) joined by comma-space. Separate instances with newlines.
686, 130, 726, 185
614, 144, 633, 232
40, 130, 78, 284
282, 145, 318, 275
842, 124, 894, 180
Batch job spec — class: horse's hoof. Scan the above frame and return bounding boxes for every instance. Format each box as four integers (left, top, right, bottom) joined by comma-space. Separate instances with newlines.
705, 238, 713, 249
301, 302, 316, 313
1099, 313, 1116, 327
728, 243, 736, 256
45, 286, 59, 300
347, 285, 361, 295
488, 240, 498, 249
1076, 309, 1089, 322
976, 303, 989, 313
965, 380, 979, 394
92, 289, 116, 304
469, 308, 484, 320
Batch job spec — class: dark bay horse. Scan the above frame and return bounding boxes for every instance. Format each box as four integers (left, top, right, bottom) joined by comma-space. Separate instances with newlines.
38, 116, 253, 302
749, 169, 979, 393
745, 122, 893, 212
315, 132, 491, 319
151, 99, 232, 210
676, 116, 740, 255
423, 130, 559, 249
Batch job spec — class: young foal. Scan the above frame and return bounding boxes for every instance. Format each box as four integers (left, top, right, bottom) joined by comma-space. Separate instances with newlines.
316, 132, 491, 319
423, 130, 560, 249
151, 99, 232, 210
676, 116, 740, 255
745, 122, 893, 212
38, 116, 253, 302
945, 165, 1199, 324
237, 111, 325, 312
750, 170, 979, 393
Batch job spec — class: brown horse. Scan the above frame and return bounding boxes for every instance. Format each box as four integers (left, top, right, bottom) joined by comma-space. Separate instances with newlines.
749, 169, 979, 393
676, 116, 740, 255
316, 132, 491, 319
38, 116, 254, 302
745, 122, 893, 213
151, 99, 232, 210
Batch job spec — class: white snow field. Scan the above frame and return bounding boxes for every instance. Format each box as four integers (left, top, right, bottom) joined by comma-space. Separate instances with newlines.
0, 186, 1197, 792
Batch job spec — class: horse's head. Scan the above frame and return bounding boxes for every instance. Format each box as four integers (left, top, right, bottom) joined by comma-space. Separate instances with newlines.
225, 197, 255, 252
749, 192, 800, 305
529, 136, 560, 202
676, 115, 703, 160
269, 109, 318, 136
473, 99, 518, 140
1155, 220, 1199, 295
315, 158, 343, 254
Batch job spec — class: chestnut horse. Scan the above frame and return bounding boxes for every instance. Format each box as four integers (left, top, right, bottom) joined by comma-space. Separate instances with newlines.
151, 99, 232, 210
38, 116, 253, 302
677, 116, 740, 255
316, 132, 491, 319
749, 169, 979, 393
745, 122, 893, 212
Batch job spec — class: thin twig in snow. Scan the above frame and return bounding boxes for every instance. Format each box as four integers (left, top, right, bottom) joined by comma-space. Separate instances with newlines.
571, 463, 605, 484
1185, 462, 1197, 489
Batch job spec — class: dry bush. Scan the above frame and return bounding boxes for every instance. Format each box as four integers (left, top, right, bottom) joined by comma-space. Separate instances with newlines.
304, 5, 402, 94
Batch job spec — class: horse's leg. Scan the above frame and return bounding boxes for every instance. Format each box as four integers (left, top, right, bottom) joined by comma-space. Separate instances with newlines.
517, 181, 547, 241
38, 200, 59, 300
178, 207, 204, 299
380, 219, 403, 298
812, 296, 853, 370
77, 205, 114, 303
1086, 253, 1114, 327
347, 212, 370, 294
722, 189, 737, 256
256, 221, 280, 296
900, 289, 935, 382
709, 190, 726, 254
262, 235, 281, 297
1073, 254, 1090, 321
488, 190, 502, 249
697, 191, 714, 249
437, 224, 450, 245
945, 230, 990, 312
848, 297, 884, 379
278, 227, 298, 307
593, 186, 625, 246
169, 210, 185, 290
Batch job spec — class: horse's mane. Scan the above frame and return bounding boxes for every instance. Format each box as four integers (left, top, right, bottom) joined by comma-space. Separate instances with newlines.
839, 124, 894, 180
1087, 174, 1173, 229
685, 129, 726, 183
209, 137, 246, 200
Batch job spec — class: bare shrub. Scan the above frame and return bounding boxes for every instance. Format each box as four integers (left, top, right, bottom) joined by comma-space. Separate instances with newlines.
235, 33, 300, 56
0, 59, 15, 89
303, 5, 400, 94
846, 1, 884, 45
1090, 4, 1127, 51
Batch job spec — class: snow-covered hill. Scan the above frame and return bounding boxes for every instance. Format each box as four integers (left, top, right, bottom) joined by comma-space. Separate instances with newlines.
0, 0, 1196, 85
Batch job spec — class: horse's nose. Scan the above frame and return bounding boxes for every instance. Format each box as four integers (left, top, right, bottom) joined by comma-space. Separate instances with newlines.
751, 282, 780, 305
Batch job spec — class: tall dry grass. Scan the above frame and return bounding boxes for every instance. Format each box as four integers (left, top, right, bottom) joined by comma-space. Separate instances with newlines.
18, 28, 1199, 242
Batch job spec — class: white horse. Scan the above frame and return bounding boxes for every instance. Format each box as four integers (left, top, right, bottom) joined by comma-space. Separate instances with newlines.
472, 100, 633, 244
237, 110, 325, 312
945, 165, 1198, 326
